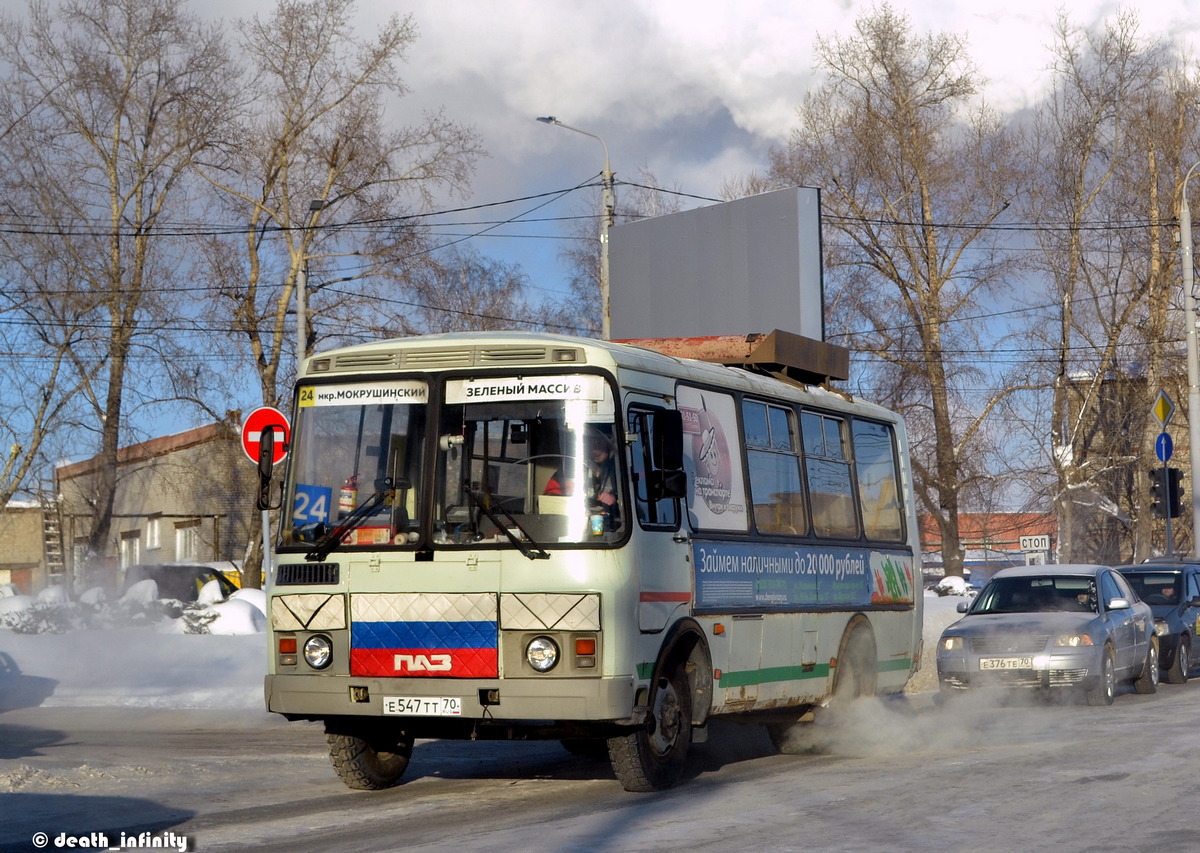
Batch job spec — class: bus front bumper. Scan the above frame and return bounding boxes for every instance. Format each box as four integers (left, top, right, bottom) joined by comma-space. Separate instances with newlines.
265, 673, 638, 724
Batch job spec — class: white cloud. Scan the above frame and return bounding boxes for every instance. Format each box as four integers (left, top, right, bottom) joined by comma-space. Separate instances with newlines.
202, 0, 1200, 287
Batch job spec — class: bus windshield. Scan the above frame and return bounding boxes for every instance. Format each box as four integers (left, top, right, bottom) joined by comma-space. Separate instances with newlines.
434, 375, 625, 548
281, 374, 625, 554
283, 380, 428, 551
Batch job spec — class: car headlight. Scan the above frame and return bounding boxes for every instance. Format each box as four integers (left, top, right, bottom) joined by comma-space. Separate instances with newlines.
1054, 633, 1094, 647
526, 636, 559, 672
1154, 618, 1169, 637
303, 634, 333, 669
940, 636, 963, 651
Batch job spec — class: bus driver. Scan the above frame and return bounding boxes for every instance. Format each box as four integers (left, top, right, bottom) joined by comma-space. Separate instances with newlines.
544, 429, 618, 521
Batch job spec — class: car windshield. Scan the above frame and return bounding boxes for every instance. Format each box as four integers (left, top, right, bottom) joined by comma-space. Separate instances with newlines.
1122, 572, 1180, 606
971, 575, 1097, 615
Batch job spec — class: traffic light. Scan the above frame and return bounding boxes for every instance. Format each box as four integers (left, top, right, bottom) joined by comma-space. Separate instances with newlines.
1167, 466, 1185, 518
1150, 467, 1168, 518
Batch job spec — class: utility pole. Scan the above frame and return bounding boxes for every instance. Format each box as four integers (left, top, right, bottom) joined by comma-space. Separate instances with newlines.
1179, 163, 1200, 557
537, 116, 614, 339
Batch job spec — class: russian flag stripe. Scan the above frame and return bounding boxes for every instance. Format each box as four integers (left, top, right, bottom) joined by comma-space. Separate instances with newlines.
351, 647, 498, 678
352, 620, 497, 651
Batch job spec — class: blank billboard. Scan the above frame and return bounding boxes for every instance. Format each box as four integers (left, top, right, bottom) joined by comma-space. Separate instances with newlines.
609, 187, 824, 341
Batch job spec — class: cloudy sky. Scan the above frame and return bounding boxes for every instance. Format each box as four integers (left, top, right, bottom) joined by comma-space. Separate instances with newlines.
225, 0, 1199, 301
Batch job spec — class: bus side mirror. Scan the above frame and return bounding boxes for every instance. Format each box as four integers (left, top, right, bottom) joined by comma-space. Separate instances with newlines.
256, 425, 277, 511
648, 410, 686, 500
650, 410, 683, 471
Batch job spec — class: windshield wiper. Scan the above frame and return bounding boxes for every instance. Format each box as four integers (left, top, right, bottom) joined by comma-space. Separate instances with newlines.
304, 477, 395, 562
464, 488, 550, 560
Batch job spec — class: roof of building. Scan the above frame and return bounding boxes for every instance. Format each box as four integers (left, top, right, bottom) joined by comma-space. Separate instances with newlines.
56, 421, 237, 479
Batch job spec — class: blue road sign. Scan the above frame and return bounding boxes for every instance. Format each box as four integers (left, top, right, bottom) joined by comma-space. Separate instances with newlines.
1157, 432, 1174, 463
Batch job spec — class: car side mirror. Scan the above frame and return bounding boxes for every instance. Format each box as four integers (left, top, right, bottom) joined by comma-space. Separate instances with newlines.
956, 601, 969, 613
1106, 597, 1131, 611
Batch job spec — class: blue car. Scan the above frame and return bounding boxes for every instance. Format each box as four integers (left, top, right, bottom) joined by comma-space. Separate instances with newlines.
1118, 559, 1200, 684
937, 564, 1158, 705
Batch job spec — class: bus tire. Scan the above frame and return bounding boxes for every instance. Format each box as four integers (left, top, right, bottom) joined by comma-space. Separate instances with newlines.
607, 662, 692, 792
832, 621, 878, 703
326, 728, 414, 790
768, 621, 876, 755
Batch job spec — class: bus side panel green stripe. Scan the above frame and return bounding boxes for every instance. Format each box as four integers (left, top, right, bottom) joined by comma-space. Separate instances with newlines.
640, 658, 913, 687
719, 664, 830, 688
717, 658, 913, 688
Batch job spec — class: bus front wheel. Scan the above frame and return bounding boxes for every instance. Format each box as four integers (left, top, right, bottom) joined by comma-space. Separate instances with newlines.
326, 724, 414, 790
608, 662, 692, 792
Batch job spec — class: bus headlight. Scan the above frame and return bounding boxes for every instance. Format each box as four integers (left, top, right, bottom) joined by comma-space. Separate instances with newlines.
526, 636, 559, 672
303, 634, 334, 669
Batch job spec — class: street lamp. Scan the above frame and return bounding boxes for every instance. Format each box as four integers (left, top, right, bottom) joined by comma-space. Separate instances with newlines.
537, 116, 615, 339
296, 198, 327, 362
1180, 164, 1200, 557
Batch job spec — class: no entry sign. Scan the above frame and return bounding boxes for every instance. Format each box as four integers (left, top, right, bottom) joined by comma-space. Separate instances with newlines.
241, 406, 291, 465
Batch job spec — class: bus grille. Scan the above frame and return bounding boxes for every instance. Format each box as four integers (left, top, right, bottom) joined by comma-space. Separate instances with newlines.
275, 562, 340, 586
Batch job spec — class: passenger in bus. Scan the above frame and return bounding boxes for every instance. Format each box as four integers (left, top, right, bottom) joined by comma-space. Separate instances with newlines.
544, 430, 619, 521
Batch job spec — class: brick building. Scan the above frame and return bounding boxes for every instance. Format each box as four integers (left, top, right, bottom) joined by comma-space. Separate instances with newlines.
55, 420, 259, 593
0, 499, 60, 594
921, 511, 1057, 585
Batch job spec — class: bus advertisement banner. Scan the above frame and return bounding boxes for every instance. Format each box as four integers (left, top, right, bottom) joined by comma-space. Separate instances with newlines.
692, 539, 915, 609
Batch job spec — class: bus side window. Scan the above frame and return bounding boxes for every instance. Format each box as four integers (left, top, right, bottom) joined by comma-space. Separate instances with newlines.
628, 407, 682, 530
743, 399, 806, 535
801, 411, 859, 539
851, 419, 904, 542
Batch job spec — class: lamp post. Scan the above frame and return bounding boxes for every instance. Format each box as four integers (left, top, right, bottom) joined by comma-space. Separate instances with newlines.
537, 116, 614, 339
296, 198, 327, 363
1180, 163, 1200, 557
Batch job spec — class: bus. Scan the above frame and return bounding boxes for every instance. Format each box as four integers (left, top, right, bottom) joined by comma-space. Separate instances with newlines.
264, 330, 922, 792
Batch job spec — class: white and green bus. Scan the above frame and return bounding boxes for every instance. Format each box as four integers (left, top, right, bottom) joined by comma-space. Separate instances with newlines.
265, 330, 922, 792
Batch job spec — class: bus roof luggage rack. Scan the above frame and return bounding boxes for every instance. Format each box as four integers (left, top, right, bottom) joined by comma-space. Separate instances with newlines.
616, 329, 849, 386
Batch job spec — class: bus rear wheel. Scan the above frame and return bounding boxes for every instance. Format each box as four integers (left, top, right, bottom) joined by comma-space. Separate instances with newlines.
326, 724, 414, 790
769, 623, 877, 755
608, 663, 692, 792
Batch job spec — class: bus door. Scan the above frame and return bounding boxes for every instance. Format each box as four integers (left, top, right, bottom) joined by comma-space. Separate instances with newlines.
625, 397, 690, 632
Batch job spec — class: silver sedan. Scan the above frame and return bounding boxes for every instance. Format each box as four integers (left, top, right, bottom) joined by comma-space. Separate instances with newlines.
937, 564, 1158, 705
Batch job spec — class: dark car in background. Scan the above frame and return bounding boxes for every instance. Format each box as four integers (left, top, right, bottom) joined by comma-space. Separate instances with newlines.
121, 563, 240, 602
1118, 559, 1200, 684
937, 564, 1158, 705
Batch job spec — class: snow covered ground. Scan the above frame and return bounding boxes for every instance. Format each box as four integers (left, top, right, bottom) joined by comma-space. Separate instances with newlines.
0, 585, 965, 711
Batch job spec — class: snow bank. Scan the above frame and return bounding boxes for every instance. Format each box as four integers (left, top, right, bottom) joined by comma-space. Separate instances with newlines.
0, 627, 264, 710
0, 579, 268, 710
0, 588, 955, 712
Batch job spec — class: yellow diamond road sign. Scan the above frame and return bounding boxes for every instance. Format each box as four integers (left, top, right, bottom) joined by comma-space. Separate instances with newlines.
1152, 390, 1175, 427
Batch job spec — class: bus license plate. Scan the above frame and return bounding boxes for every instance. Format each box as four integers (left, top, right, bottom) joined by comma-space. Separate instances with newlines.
383, 696, 462, 716
979, 657, 1033, 670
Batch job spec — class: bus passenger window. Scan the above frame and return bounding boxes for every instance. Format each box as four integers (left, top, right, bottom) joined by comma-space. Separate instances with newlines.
852, 420, 904, 542
801, 411, 858, 539
743, 400, 806, 535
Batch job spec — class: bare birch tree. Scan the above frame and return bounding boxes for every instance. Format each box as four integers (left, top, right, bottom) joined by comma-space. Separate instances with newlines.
1022, 13, 1200, 561
0, 0, 236, 578
193, 0, 481, 586
765, 5, 1022, 577
196, 0, 482, 407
